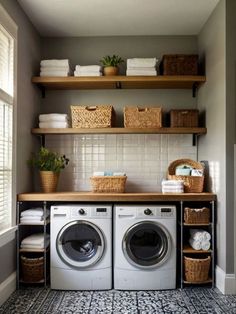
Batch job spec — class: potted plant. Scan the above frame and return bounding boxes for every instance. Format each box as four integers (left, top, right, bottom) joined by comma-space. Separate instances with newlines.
28, 147, 69, 193
100, 54, 124, 76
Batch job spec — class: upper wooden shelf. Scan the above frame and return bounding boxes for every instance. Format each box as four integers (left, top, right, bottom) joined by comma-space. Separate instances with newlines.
31, 127, 207, 135
32, 75, 206, 91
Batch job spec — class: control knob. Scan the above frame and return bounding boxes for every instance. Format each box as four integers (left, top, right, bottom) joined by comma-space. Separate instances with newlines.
79, 208, 85, 215
144, 208, 152, 215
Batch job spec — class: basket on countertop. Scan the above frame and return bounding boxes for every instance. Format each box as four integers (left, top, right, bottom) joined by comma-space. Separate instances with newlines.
21, 255, 44, 282
161, 54, 199, 75
184, 207, 210, 224
170, 109, 199, 127
71, 105, 115, 128
90, 176, 127, 193
124, 106, 162, 128
184, 256, 211, 283
168, 159, 204, 193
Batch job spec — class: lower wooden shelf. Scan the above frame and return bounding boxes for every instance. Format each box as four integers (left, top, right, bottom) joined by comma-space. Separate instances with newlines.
183, 245, 212, 254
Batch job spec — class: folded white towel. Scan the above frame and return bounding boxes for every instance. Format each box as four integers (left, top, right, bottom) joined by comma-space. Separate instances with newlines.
39, 121, 69, 128
162, 180, 184, 186
189, 229, 211, 242
40, 70, 70, 77
113, 172, 126, 176
40, 66, 70, 72
189, 238, 202, 250
126, 69, 157, 76
127, 58, 157, 68
40, 59, 69, 67
75, 65, 102, 72
126, 66, 156, 71
162, 189, 184, 194
21, 208, 44, 217
201, 240, 211, 251
20, 220, 45, 225
39, 114, 68, 122
21, 233, 49, 246
21, 216, 43, 221
21, 239, 50, 249
74, 71, 102, 77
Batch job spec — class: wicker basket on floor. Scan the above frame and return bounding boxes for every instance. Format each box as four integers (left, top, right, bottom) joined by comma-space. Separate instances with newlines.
168, 159, 204, 193
184, 256, 211, 283
21, 255, 44, 282
184, 207, 210, 224
90, 176, 127, 193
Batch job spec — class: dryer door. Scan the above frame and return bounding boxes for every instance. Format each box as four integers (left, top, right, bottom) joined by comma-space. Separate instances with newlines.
123, 221, 171, 269
57, 221, 105, 268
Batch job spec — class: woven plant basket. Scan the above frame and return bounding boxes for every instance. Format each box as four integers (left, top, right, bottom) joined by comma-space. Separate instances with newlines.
184, 256, 211, 283
184, 207, 210, 224
90, 176, 127, 193
168, 159, 204, 193
71, 105, 115, 128
40, 171, 59, 193
21, 255, 44, 282
124, 106, 162, 128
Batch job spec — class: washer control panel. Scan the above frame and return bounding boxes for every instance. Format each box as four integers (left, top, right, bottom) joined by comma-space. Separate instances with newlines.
70, 205, 112, 218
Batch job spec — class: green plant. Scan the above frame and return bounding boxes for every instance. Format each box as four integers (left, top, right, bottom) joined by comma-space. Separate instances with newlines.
100, 55, 124, 67
28, 147, 69, 173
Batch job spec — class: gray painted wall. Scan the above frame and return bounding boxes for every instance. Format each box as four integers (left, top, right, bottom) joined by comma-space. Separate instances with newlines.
0, 0, 41, 284
198, 0, 227, 271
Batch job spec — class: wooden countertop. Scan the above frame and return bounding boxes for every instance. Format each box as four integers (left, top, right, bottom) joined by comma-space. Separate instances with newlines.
17, 192, 216, 202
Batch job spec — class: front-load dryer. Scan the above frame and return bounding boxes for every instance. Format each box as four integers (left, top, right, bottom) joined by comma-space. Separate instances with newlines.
114, 205, 176, 290
50, 204, 112, 290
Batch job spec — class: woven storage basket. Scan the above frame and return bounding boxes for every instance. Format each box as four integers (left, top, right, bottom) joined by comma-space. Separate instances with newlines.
90, 176, 127, 193
71, 105, 115, 128
184, 207, 210, 224
170, 109, 199, 127
168, 159, 204, 193
124, 106, 162, 128
21, 255, 44, 282
184, 256, 211, 282
161, 54, 198, 75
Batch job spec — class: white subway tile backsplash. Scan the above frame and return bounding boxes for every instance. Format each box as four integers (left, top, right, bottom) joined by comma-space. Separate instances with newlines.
46, 133, 197, 192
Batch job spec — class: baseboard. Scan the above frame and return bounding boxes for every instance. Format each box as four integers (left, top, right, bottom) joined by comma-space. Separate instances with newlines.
0, 272, 16, 306
216, 266, 236, 294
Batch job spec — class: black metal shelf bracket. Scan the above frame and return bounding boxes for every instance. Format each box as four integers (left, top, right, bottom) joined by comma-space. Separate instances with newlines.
192, 83, 198, 98
39, 135, 45, 147
192, 134, 198, 146
116, 81, 122, 89
41, 86, 46, 98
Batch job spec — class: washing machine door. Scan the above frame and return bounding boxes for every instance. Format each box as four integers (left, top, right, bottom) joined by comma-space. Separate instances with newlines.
123, 221, 171, 269
56, 220, 105, 268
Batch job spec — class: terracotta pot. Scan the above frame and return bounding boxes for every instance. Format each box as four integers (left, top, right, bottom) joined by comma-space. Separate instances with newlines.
103, 66, 119, 76
39, 171, 59, 193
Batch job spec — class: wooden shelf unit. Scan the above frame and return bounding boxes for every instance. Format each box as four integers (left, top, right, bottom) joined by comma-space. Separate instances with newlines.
183, 245, 212, 254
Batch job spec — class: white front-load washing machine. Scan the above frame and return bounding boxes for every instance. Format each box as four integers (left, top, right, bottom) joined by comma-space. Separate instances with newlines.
50, 204, 112, 290
114, 205, 176, 290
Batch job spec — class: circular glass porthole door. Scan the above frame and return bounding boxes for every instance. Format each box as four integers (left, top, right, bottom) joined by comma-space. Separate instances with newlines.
123, 221, 171, 269
57, 221, 105, 268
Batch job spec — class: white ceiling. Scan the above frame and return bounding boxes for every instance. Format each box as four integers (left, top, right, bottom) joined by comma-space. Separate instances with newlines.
17, 0, 220, 37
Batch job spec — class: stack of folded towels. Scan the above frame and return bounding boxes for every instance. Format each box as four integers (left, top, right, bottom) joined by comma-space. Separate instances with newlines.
93, 171, 126, 176
39, 113, 69, 128
20, 208, 50, 225
189, 229, 211, 251
40, 59, 71, 77
161, 180, 184, 193
20, 233, 50, 250
126, 58, 157, 76
74, 65, 102, 77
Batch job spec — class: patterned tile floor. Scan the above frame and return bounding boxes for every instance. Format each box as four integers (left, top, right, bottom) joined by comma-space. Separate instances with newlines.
0, 287, 236, 314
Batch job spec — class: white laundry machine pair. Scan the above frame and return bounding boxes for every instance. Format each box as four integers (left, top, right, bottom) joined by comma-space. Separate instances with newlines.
50, 204, 112, 290
113, 205, 176, 290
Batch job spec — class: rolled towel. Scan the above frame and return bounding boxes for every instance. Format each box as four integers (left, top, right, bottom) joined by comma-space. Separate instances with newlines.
189, 229, 209, 242
40, 59, 70, 67
189, 238, 202, 250
127, 58, 157, 68
201, 240, 211, 251
39, 121, 69, 128
39, 114, 68, 122
75, 65, 102, 72
202, 231, 211, 241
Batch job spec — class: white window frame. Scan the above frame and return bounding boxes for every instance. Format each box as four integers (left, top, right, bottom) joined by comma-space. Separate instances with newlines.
0, 4, 18, 246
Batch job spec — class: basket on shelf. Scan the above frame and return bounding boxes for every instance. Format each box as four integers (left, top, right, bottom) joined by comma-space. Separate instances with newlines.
184, 207, 210, 224
21, 255, 44, 282
124, 106, 162, 128
184, 256, 211, 282
170, 109, 199, 127
161, 54, 199, 75
90, 176, 127, 193
168, 159, 204, 193
71, 105, 115, 128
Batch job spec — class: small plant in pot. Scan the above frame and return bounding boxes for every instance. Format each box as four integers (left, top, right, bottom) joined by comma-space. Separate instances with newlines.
100, 54, 124, 76
28, 147, 69, 193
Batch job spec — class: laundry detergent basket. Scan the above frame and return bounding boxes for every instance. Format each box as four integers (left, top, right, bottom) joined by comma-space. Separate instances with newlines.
184, 256, 211, 283
168, 159, 204, 193
21, 255, 44, 282
184, 207, 210, 224
90, 176, 127, 193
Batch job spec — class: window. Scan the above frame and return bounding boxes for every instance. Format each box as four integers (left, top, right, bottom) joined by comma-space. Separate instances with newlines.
0, 5, 17, 233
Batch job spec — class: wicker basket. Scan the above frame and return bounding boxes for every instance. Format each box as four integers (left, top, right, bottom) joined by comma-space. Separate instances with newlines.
161, 54, 198, 75
71, 105, 115, 128
124, 106, 162, 128
168, 159, 204, 193
21, 255, 44, 282
184, 256, 211, 282
90, 176, 127, 193
184, 207, 210, 224
170, 109, 199, 127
